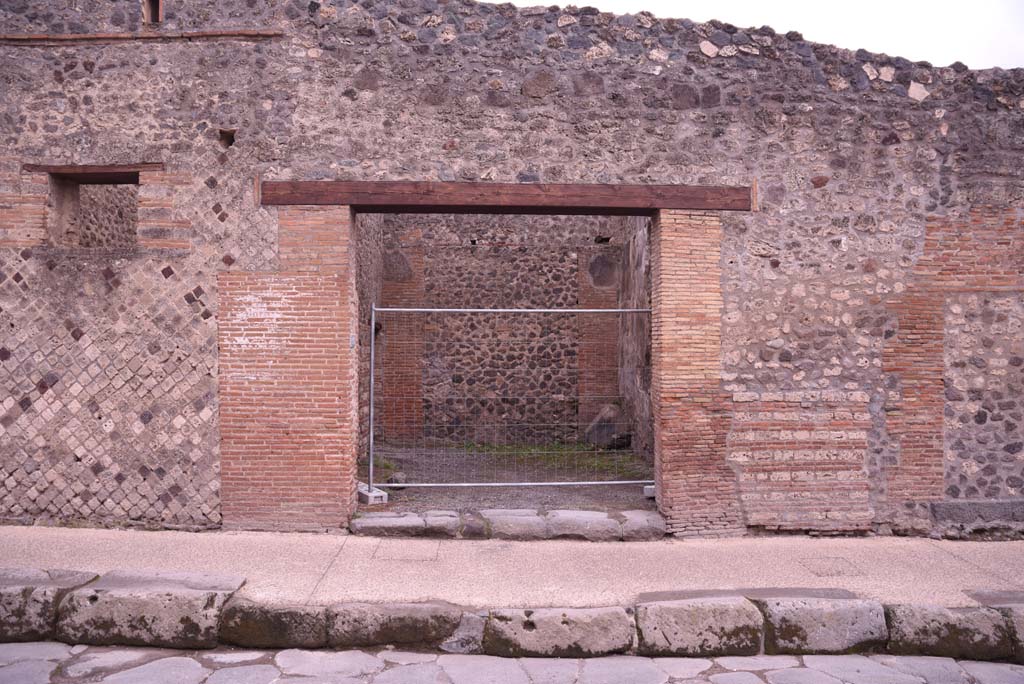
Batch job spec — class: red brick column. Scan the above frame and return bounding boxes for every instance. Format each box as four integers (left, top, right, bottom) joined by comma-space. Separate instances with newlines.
218, 206, 358, 530
651, 209, 744, 536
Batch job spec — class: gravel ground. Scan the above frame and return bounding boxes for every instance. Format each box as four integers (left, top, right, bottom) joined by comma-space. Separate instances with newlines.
363, 443, 656, 513
4, 642, 1023, 684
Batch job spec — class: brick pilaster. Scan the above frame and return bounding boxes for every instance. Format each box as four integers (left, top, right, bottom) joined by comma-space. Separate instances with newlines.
218, 205, 358, 529
651, 209, 744, 536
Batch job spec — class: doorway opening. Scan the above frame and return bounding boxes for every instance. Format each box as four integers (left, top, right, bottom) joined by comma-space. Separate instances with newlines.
354, 213, 654, 514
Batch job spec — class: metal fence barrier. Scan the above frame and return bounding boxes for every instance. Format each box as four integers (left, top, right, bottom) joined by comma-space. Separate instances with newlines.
364, 306, 653, 491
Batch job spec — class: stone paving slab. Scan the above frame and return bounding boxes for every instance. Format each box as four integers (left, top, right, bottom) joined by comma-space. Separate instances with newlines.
4, 642, 1024, 683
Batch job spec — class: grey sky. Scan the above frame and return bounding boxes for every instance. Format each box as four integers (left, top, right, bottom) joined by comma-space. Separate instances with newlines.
499, 0, 1024, 69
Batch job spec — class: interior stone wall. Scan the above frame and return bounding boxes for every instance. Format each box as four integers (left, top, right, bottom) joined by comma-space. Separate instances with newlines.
373, 214, 631, 446
618, 216, 653, 460
77, 185, 138, 248
355, 213, 384, 458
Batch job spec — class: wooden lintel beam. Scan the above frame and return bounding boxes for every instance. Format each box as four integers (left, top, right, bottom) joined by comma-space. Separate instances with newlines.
22, 163, 165, 185
260, 181, 753, 214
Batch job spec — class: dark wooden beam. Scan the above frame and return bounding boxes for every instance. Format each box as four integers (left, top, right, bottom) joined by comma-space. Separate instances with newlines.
260, 181, 753, 214
0, 29, 283, 46
22, 163, 165, 185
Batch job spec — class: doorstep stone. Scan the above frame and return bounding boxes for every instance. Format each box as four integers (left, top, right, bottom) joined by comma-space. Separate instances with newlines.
619, 510, 667, 541
636, 597, 763, 657
482, 512, 549, 540
885, 604, 1014, 660
327, 602, 463, 647
756, 598, 887, 654
55, 570, 244, 649
545, 511, 622, 542
219, 597, 327, 648
350, 513, 426, 536
0, 568, 97, 641
483, 606, 635, 657
423, 512, 460, 538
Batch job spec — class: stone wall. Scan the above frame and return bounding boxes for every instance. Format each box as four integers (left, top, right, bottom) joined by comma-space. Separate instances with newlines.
619, 216, 653, 459
0, 0, 1022, 534
373, 214, 630, 446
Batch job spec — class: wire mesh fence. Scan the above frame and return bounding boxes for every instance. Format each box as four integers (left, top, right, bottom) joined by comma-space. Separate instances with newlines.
362, 306, 653, 488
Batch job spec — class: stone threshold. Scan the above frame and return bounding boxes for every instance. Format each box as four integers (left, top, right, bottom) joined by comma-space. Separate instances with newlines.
350, 508, 666, 541
2, 568, 1023, 664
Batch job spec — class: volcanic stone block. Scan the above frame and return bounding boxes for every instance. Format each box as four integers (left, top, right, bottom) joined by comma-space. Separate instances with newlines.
636, 597, 763, 656
441, 611, 487, 654
619, 510, 667, 541
219, 597, 327, 648
886, 604, 1014, 660
0, 568, 97, 641
327, 602, 463, 647
349, 513, 426, 536
482, 607, 635, 657
1002, 605, 1024, 664
55, 570, 244, 648
423, 511, 460, 538
756, 598, 887, 654
480, 510, 549, 540
545, 510, 622, 541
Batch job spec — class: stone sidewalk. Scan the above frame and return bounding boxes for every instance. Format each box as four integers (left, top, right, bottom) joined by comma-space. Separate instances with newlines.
1, 526, 1022, 608
3, 642, 1024, 684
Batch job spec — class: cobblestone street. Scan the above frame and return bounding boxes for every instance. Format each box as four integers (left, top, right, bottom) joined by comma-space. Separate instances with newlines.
3, 642, 1024, 684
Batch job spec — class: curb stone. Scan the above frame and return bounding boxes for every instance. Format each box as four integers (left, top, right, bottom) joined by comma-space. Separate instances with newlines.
219, 597, 327, 648
55, 570, 244, 649
885, 603, 1015, 660
3, 565, 1024, 663
483, 607, 635, 657
0, 568, 98, 642
635, 597, 763, 657
327, 602, 463, 648
440, 611, 486, 654
998, 604, 1024, 664
756, 598, 887, 654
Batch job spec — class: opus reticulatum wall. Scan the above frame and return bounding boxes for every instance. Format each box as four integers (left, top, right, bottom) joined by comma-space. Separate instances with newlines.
0, 0, 1021, 536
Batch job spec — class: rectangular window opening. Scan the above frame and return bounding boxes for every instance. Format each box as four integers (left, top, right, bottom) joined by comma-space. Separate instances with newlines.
142, 0, 163, 24
47, 173, 140, 249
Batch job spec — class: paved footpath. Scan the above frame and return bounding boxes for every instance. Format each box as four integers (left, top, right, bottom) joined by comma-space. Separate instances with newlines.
3, 642, 1024, 684
2, 526, 1023, 607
